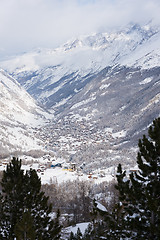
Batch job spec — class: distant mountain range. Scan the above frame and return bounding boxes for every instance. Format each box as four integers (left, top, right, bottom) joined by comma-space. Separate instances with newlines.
0, 22, 160, 166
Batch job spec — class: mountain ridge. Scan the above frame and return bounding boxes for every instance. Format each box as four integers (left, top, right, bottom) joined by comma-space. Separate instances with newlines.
1, 22, 160, 111
0, 22, 160, 168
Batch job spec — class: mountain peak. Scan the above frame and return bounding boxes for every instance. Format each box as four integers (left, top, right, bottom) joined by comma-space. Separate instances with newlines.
58, 22, 158, 52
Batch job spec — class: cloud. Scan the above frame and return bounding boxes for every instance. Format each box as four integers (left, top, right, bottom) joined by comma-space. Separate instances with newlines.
0, 0, 160, 58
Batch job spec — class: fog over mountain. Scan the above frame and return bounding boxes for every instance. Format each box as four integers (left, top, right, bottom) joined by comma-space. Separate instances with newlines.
0, 0, 160, 58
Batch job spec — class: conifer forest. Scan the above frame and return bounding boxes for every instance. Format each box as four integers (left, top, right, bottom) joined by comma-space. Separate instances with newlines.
0, 118, 159, 239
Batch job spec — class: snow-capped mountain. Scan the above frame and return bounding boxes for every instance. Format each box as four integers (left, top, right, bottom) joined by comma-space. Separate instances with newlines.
1, 23, 160, 111
0, 22, 160, 167
0, 69, 50, 157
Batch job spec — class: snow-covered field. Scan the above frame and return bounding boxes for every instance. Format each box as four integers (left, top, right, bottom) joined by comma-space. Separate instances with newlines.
0, 156, 114, 185
63, 222, 90, 236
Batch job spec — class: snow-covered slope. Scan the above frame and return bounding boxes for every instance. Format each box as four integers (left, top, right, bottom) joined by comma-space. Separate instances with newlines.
1, 23, 160, 111
1, 23, 159, 71
0, 69, 50, 157
0, 22, 160, 167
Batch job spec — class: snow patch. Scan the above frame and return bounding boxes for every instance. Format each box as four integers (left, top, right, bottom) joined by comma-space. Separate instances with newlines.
139, 77, 153, 85
65, 222, 90, 235
71, 96, 96, 109
99, 83, 110, 90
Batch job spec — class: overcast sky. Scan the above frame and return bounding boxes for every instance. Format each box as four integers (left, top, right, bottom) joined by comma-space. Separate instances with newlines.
0, 0, 160, 58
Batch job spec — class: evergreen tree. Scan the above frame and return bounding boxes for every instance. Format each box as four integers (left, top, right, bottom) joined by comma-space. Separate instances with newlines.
90, 199, 98, 224
0, 192, 6, 240
52, 209, 62, 240
1, 157, 25, 239
84, 118, 160, 239
82, 224, 93, 240
75, 227, 82, 240
14, 210, 36, 240
115, 118, 160, 239
68, 231, 77, 240
0, 157, 61, 240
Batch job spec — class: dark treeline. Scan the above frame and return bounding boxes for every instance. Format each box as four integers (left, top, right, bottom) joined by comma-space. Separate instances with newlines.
0, 158, 61, 239
69, 118, 160, 240
0, 118, 160, 239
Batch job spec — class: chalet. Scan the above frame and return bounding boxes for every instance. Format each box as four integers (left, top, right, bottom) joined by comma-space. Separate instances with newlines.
70, 163, 76, 171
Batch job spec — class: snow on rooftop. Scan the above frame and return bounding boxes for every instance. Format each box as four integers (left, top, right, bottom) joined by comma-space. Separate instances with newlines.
96, 201, 107, 212
64, 222, 90, 235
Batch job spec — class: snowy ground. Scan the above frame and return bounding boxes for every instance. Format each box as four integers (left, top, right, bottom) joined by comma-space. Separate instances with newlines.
61, 222, 90, 239
0, 156, 114, 185
39, 167, 114, 185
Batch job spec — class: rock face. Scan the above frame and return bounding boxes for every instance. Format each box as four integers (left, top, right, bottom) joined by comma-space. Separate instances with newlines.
0, 22, 160, 167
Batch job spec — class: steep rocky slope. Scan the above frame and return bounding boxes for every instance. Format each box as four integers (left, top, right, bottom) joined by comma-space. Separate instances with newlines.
0, 69, 50, 157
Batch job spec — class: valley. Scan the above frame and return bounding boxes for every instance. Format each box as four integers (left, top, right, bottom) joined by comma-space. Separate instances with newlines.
0, 1, 160, 238
0, 22, 159, 174
36, 116, 136, 171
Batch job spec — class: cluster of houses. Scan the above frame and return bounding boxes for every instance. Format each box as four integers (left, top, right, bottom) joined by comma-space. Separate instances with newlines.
35, 117, 112, 161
